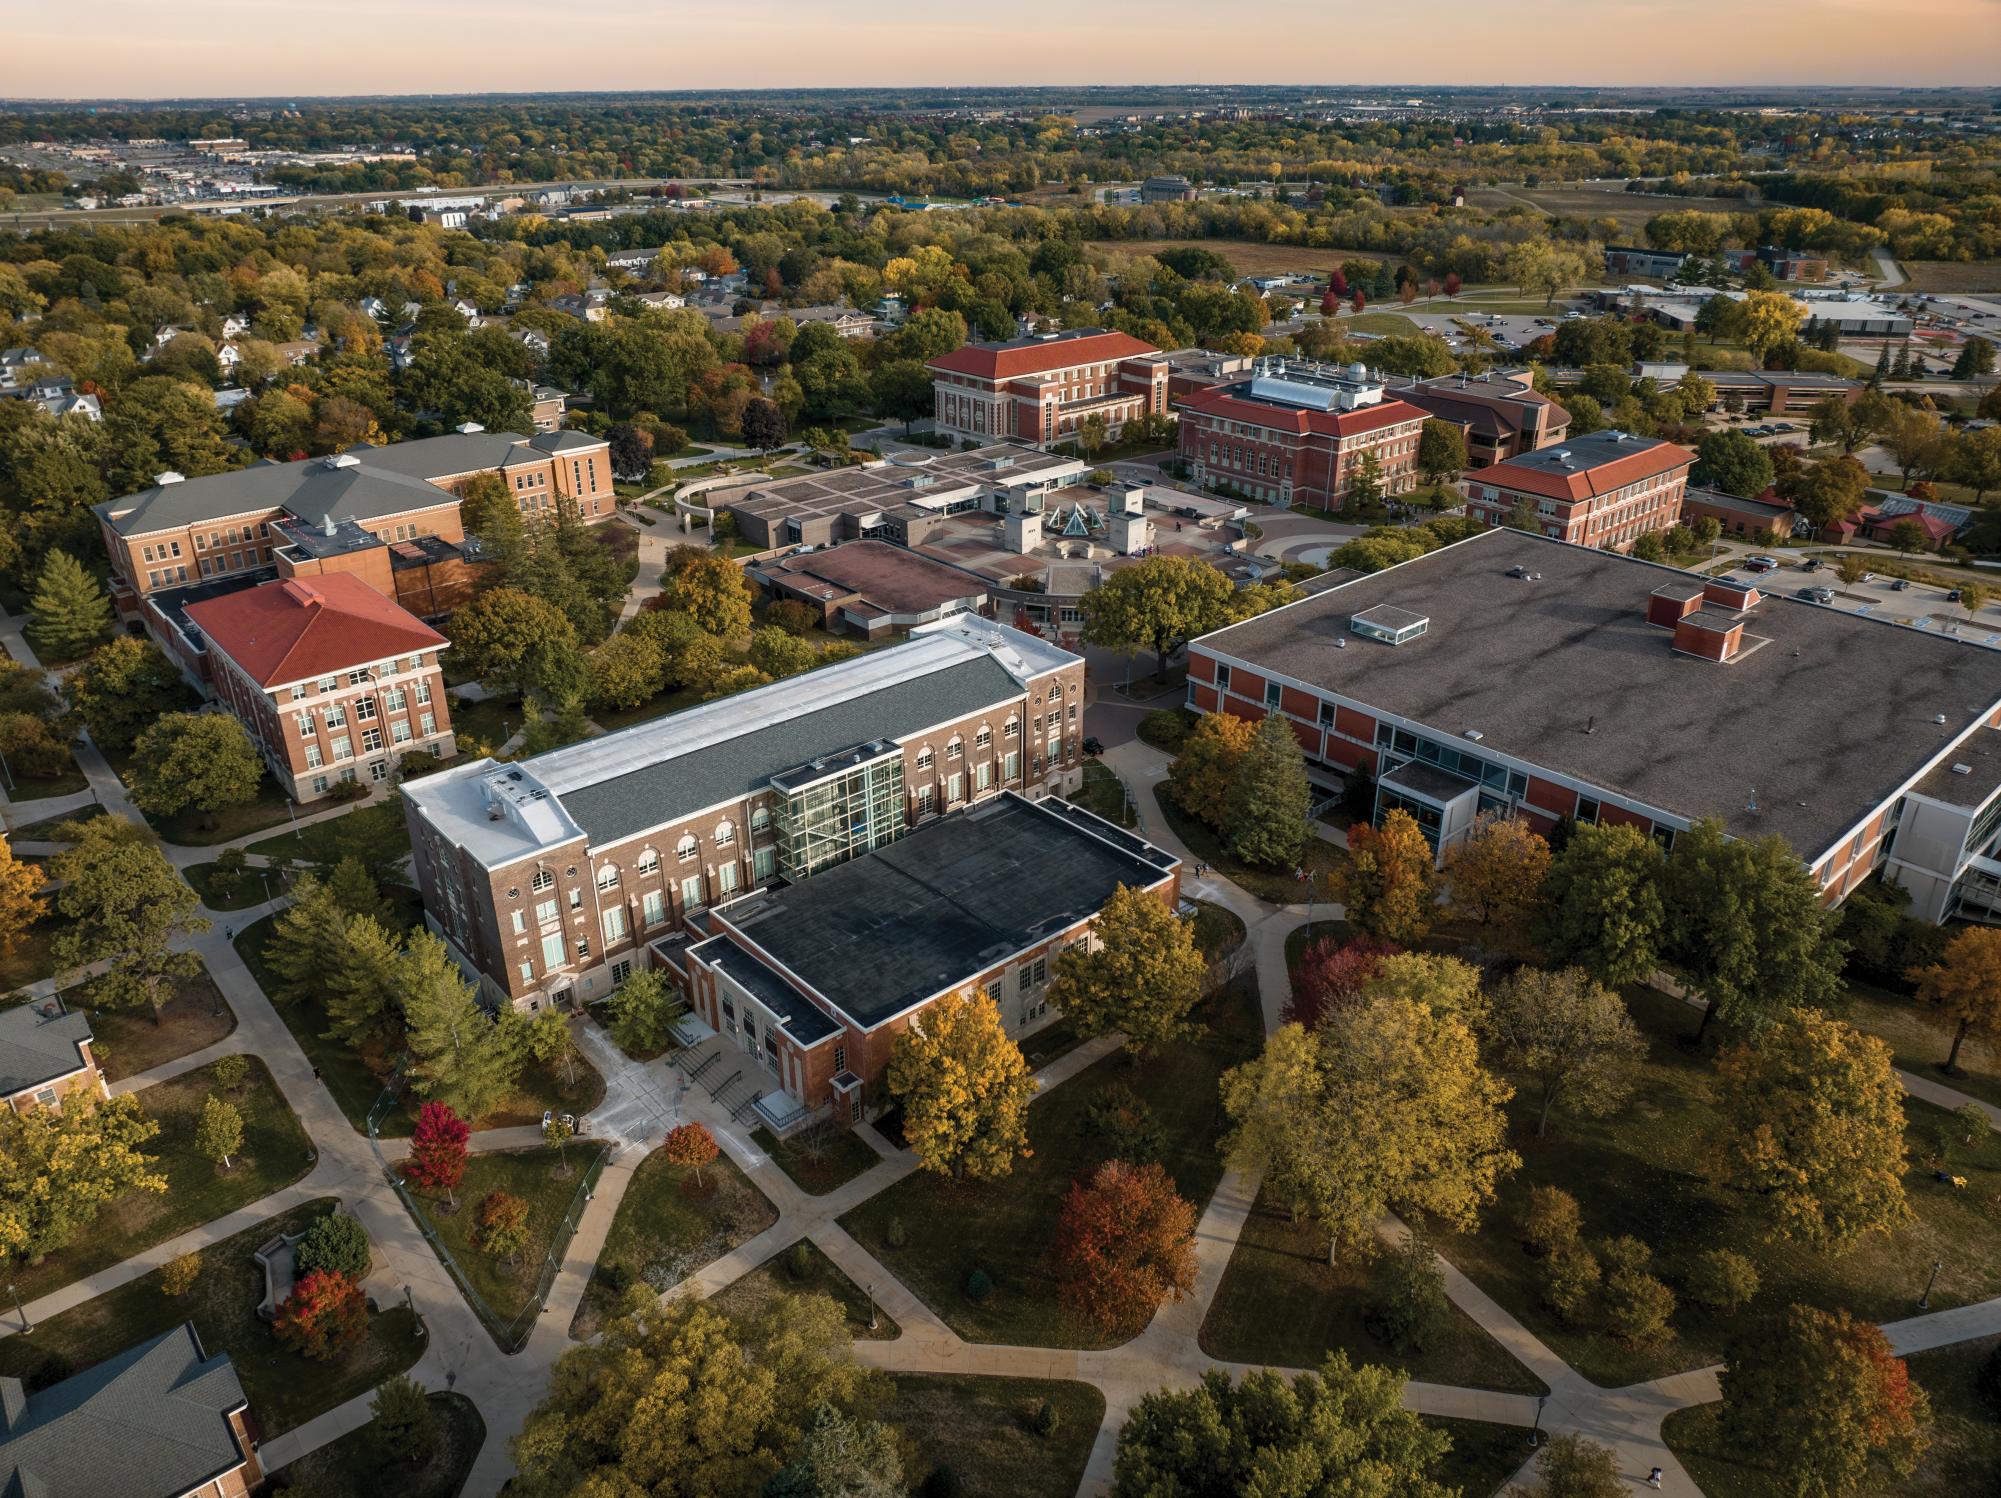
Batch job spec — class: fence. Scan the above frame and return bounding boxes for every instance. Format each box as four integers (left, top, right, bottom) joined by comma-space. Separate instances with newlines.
367, 1083, 612, 1353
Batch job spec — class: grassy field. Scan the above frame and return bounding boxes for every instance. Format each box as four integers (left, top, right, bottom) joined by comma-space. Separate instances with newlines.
1431, 1416, 1534, 1498
78, 967, 236, 1080
1152, 783, 1346, 905
883, 1374, 1104, 1498
108, 753, 297, 847
181, 860, 275, 911
571, 1144, 777, 1340
9, 803, 106, 843
710, 1237, 899, 1342
0, 913, 60, 994
1340, 311, 1425, 336
751, 1123, 881, 1196
1662, 1333, 2001, 1496
244, 799, 412, 875
1066, 760, 1136, 828
1200, 1193, 1547, 1394
1898, 261, 2001, 295
840, 976, 1264, 1348
1833, 977, 2001, 1110
6, 749, 89, 802
1462, 182, 1752, 234
0, 1200, 423, 1438
1436, 985, 2001, 1388
275, 1391, 485, 1498
1086, 238, 1386, 278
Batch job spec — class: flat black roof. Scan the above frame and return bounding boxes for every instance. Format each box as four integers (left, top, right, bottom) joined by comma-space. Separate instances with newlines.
723, 792, 1175, 1030
1197, 528, 2001, 862
690, 937, 841, 1046
1911, 728, 2001, 811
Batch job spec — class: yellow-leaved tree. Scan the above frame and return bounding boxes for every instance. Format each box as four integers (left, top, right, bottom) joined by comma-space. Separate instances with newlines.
1441, 815, 1550, 929
1167, 711, 1255, 829
1911, 925, 2001, 1074
1331, 809, 1438, 944
0, 1095, 166, 1266
886, 990, 1034, 1182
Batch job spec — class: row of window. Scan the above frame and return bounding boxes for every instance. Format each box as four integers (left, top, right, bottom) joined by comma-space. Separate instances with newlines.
301, 714, 436, 768
286, 658, 429, 703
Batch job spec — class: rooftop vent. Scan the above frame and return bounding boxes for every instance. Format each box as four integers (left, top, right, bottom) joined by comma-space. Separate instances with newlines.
1952, 763, 1974, 776
322, 452, 360, 470
155, 471, 184, 486
454, 421, 485, 434
1463, 729, 1485, 742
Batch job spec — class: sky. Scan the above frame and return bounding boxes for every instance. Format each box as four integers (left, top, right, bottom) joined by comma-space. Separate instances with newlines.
5, 0, 1999, 97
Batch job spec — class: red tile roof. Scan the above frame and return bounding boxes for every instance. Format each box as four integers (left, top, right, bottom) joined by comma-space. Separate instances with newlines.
1478, 439, 1694, 504
1176, 384, 1426, 439
927, 330, 1159, 381
185, 573, 446, 688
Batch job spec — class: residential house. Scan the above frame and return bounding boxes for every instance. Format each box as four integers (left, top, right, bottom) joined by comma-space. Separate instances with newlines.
0, 1000, 107, 1115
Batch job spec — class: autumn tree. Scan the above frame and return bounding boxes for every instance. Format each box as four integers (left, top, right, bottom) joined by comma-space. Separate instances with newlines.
1719, 1306, 1931, 1497
27, 549, 112, 660
1536, 822, 1666, 987
1080, 555, 1236, 683
0, 1094, 166, 1265
1365, 951, 1487, 1025
610, 968, 684, 1058
766, 1404, 904, 1498
1416, 419, 1469, 485
62, 636, 197, 753
1911, 924, 2001, 1073
49, 815, 208, 1026
194, 1093, 243, 1172
586, 632, 666, 711
128, 712, 263, 828
1166, 711, 1254, 827
1521, 1434, 1624, 1498
369, 1374, 438, 1468
664, 1121, 718, 1187
885, 989, 1034, 1182
1053, 1160, 1197, 1334
1220, 1000, 1518, 1266
1332, 809, 1437, 943
1047, 884, 1206, 1060
0, 837, 44, 958
159, 1252, 202, 1299
1283, 935, 1399, 1029
404, 1101, 470, 1208
1710, 1008, 1910, 1250
446, 587, 583, 704
1226, 709, 1311, 869
1112, 1359, 1457, 1498
274, 1268, 369, 1360
475, 1190, 531, 1264
1484, 968, 1646, 1138
1442, 816, 1551, 928
401, 931, 521, 1121
659, 550, 754, 640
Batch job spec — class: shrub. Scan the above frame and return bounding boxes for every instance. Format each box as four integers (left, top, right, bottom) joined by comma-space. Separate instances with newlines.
159, 1252, 201, 1298
1366, 1232, 1449, 1353
1520, 1185, 1583, 1259
1031, 1399, 1061, 1438
599, 1261, 632, 1296
965, 1269, 994, 1304
1085, 1084, 1166, 1165
1604, 1265, 1676, 1347
209, 1053, 249, 1093
885, 1217, 908, 1251
1684, 1248, 1760, 1316
787, 1242, 813, 1281
326, 778, 369, 803
1542, 1246, 1600, 1325
274, 1269, 368, 1360
1953, 1101, 1990, 1147
295, 1211, 371, 1281
763, 599, 819, 636
1138, 709, 1190, 752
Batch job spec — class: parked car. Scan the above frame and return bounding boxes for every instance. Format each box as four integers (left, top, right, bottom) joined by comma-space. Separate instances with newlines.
1800, 558, 1821, 572
1082, 736, 1104, 756
1745, 554, 1780, 569
1891, 578, 1911, 591
1796, 586, 1836, 603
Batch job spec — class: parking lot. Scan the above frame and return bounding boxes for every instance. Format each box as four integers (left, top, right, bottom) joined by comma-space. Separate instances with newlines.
1714, 552, 2001, 648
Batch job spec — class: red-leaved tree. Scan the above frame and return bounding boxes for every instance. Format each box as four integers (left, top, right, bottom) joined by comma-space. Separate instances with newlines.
404, 1101, 470, 1208
1319, 289, 1340, 316
1328, 269, 1349, 297
1283, 936, 1402, 1029
1443, 272, 1462, 298
274, 1269, 368, 1360
663, 1122, 718, 1187
1052, 1160, 1198, 1334
1351, 289, 1367, 315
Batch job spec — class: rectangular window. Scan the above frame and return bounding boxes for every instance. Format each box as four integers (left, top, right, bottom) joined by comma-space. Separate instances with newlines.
680, 874, 704, 911
575, 935, 590, 960
611, 958, 633, 985
391, 719, 412, 744
1577, 797, 1602, 825
330, 735, 352, 761
415, 681, 432, 705
382, 688, 406, 712
303, 744, 323, 769
420, 712, 436, 735
511, 910, 526, 935
717, 861, 739, 895
753, 845, 776, 881
915, 748, 933, 770
355, 697, 378, 721
834, 1044, 847, 1075
1216, 663, 1231, 692
361, 727, 384, 753
568, 888, 582, 912
916, 784, 935, 815
947, 772, 963, 804
519, 960, 535, 982
540, 932, 565, 968
975, 761, 993, 792
602, 906, 627, 943
641, 890, 666, 927
324, 703, 346, 729
535, 898, 558, 924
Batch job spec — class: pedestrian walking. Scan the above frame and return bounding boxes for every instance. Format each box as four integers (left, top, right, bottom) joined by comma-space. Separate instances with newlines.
312, 1065, 321, 1080
1647, 1468, 1663, 1489
223, 926, 232, 941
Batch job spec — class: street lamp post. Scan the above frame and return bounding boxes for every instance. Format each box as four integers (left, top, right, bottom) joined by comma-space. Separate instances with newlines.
867, 1282, 878, 1333
1920, 1259, 1943, 1310
8, 1283, 27, 1333
1527, 1394, 1546, 1448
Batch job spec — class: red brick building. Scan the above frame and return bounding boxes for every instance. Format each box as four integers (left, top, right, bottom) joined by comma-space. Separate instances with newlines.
1174, 360, 1426, 509
927, 328, 1170, 447
0, 1000, 107, 1115
186, 573, 453, 801
1464, 430, 1694, 550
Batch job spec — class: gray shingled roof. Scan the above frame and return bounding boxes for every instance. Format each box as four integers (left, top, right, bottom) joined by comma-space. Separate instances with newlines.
0, 1324, 249, 1498
559, 656, 1021, 846
0, 1007, 92, 1097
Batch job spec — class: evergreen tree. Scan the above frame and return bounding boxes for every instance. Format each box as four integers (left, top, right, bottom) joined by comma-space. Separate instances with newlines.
27, 549, 112, 660
1870, 345, 1890, 388
369, 1375, 438, 1468
401, 931, 520, 1122
322, 914, 405, 1050
262, 876, 351, 1006
1225, 710, 1310, 869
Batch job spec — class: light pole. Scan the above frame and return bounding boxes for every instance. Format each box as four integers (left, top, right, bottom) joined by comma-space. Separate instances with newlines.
1920, 1259, 1943, 1310
8, 1282, 27, 1333
866, 1282, 878, 1333
1526, 1394, 1546, 1448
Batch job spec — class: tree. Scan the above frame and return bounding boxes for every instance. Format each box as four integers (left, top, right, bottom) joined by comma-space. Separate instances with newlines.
1484, 968, 1646, 1139
1886, 518, 1928, 555
50, 815, 208, 1026
1503, 238, 1587, 307
664, 1122, 718, 1187
1442, 816, 1550, 928
742, 396, 787, 453
1415, 419, 1468, 486
1952, 335, 1995, 381
1046, 884, 1205, 1060
369, 1375, 438, 1468
659, 551, 755, 640
885, 989, 1033, 1182
322, 914, 406, 1051
1685, 1248, 1760, 1315
1537, 822, 1666, 987
1220, 1001, 1517, 1265
1782, 454, 1871, 531
404, 1101, 470, 1208
586, 632, 666, 712
446, 588, 582, 701
1710, 1008, 1910, 1250
1663, 819, 1845, 1042
1599, 1235, 1675, 1346
1080, 555, 1236, 683
1521, 1434, 1624, 1498
194, 1092, 243, 1172
159, 1251, 202, 1298
1111, 1359, 1457, 1498
0, 1094, 165, 1265
1284, 935, 1399, 1029
63, 637, 197, 753
610, 968, 684, 1057
401, 932, 521, 1121
1719, 1306, 1931, 1497
127, 712, 263, 827
1368, 1229, 1450, 1352
1740, 290, 1807, 357
1332, 809, 1437, 944
1166, 711, 1254, 827
1052, 1160, 1197, 1334
1520, 1184, 1583, 1258
1695, 429, 1775, 498
0, 838, 44, 959
1225, 709, 1311, 869
261, 875, 350, 1006
1365, 951, 1486, 1025
748, 627, 819, 679
868, 358, 937, 433
543, 1113, 575, 1174
27, 549, 112, 660
274, 1269, 368, 1361
1912, 925, 2001, 1073
295, 1211, 371, 1280
765, 1403, 904, 1498
475, 1190, 531, 1264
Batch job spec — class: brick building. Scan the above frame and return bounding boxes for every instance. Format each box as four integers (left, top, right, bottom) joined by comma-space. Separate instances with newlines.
401, 617, 1092, 1017
1386, 370, 1569, 467
1463, 430, 1694, 550
927, 329, 1170, 448
185, 574, 453, 801
1174, 359, 1426, 509
1187, 527, 2001, 924
1679, 487, 1800, 543
0, 1000, 107, 1115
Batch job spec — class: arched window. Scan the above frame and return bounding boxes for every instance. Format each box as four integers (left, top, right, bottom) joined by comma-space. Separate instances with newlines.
530, 869, 554, 893
714, 820, 736, 847
676, 835, 698, 862
636, 847, 660, 875
750, 806, 771, 833
595, 865, 620, 892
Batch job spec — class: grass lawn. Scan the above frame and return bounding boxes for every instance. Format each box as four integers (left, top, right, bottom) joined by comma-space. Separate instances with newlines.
406, 1146, 593, 1348
448, 694, 520, 754
244, 799, 412, 875
0, 914, 60, 994
182, 861, 276, 911
1152, 784, 1346, 905
9, 803, 106, 843
1663, 1334, 2001, 1496
0, 1199, 423, 1438
1284, 918, 1353, 969
1429, 1417, 1531, 1498
1136, 707, 1194, 753
752, 1123, 881, 1196
839, 975, 1264, 1348
1188, 899, 1246, 964
883, 1374, 1103, 1498
1021, 1016, 1087, 1071
276, 1391, 484, 1498
710, 1237, 899, 1342
1200, 1193, 1547, 1394
1340, 311, 1425, 336
1436, 985, 2001, 1388
7, 748, 89, 802
570, 1144, 777, 1341
1066, 760, 1135, 828
109, 754, 297, 847
77, 967, 236, 1081
1833, 977, 2001, 1111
